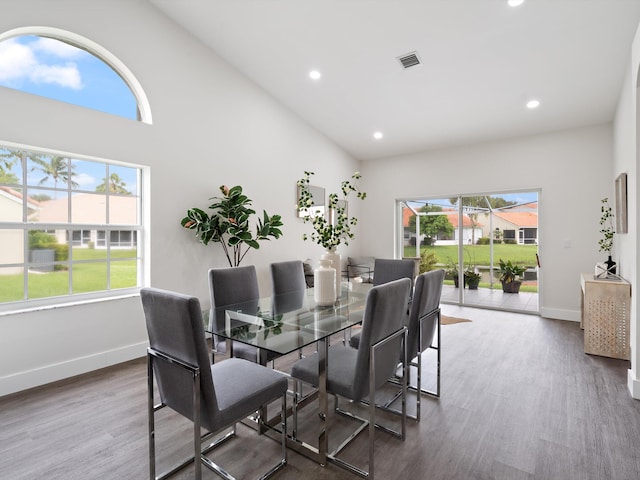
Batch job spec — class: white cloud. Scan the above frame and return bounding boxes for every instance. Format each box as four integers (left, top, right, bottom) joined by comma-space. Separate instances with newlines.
0, 38, 37, 82
32, 37, 87, 60
74, 173, 96, 187
30, 62, 83, 89
0, 37, 83, 89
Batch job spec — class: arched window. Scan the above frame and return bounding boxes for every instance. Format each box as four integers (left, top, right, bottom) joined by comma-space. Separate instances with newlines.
0, 27, 152, 123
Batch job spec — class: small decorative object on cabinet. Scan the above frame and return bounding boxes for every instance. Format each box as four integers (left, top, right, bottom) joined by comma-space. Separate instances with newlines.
580, 273, 630, 360
596, 197, 617, 278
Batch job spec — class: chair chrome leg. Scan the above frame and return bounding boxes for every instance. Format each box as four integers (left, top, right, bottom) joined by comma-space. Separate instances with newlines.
147, 354, 155, 480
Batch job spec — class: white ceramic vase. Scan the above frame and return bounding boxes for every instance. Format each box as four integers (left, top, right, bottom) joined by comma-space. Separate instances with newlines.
320, 248, 342, 297
314, 258, 336, 306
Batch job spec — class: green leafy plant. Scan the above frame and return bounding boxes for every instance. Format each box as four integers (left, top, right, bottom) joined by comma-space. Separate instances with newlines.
497, 258, 525, 283
464, 270, 481, 282
419, 250, 438, 274
297, 171, 366, 249
181, 185, 283, 267
598, 197, 615, 253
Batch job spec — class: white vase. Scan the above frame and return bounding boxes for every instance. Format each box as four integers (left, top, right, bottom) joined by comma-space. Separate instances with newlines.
321, 248, 342, 297
314, 258, 336, 306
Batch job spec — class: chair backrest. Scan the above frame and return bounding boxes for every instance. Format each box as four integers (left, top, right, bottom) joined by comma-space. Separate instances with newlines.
270, 260, 306, 315
373, 258, 416, 291
352, 277, 411, 401
406, 269, 445, 361
271, 260, 306, 296
208, 265, 260, 330
140, 287, 219, 431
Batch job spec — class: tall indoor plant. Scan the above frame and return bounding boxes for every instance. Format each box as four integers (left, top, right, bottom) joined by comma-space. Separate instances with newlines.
181, 185, 283, 267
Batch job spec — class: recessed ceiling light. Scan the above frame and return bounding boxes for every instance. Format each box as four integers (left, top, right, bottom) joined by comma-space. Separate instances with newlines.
526, 99, 540, 109
508, 0, 524, 7
373, 131, 383, 140
309, 70, 321, 80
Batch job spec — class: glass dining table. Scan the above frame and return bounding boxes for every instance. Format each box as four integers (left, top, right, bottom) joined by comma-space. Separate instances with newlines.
204, 284, 371, 465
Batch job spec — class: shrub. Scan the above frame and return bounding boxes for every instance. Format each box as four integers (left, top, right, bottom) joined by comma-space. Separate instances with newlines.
419, 251, 438, 274
28, 230, 57, 249
52, 244, 69, 262
504, 239, 517, 245
476, 237, 490, 245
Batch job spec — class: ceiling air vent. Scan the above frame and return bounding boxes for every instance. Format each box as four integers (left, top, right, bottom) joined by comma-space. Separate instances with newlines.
397, 51, 421, 69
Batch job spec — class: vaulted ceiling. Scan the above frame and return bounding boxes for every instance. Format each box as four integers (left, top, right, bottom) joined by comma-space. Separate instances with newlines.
150, 0, 640, 161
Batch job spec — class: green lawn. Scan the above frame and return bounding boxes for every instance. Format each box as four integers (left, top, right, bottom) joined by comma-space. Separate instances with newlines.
403, 244, 538, 268
403, 244, 539, 293
0, 248, 138, 302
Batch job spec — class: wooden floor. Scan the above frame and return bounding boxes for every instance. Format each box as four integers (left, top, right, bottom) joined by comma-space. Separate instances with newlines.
1, 305, 639, 480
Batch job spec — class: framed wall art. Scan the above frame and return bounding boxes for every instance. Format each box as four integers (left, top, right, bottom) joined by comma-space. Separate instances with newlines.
615, 172, 628, 233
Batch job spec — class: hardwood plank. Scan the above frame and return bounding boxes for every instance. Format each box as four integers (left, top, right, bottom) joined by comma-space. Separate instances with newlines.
1, 307, 639, 479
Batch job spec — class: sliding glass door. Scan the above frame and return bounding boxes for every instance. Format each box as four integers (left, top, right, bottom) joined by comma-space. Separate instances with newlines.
399, 191, 539, 314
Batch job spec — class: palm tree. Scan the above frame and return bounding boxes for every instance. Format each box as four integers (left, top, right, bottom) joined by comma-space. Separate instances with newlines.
32, 156, 78, 189
95, 173, 131, 194
0, 148, 44, 184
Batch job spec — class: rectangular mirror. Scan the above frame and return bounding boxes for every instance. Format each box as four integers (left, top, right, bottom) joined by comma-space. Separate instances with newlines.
298, 184, 325, 218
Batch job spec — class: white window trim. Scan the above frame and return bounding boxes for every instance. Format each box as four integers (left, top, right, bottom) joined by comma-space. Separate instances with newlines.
0, 140, 148, 313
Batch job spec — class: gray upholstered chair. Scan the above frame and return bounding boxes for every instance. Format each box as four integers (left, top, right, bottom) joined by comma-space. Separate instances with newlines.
397, 268, 445, 420
290, 278, 411, 479
349, 258, 416, 350
372, 258, 416, 289
140, 287, 288, 480
270, 260, 306, 315
208, 265, 279, 365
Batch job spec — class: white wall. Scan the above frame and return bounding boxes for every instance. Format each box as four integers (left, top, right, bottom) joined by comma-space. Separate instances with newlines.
359, 124, 614, 322
614, 21, 640, 398
0, 0, 361, 396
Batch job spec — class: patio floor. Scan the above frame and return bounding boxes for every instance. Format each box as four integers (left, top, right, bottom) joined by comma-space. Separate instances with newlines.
440, 283, 539, 314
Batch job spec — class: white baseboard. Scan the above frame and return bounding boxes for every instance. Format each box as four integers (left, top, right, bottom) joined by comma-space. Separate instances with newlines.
0, 342, 148, 398
628, 369, 640, 400
539, 307, 580, 322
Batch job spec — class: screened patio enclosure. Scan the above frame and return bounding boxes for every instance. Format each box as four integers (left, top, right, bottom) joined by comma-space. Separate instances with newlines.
398, 191, 539, 314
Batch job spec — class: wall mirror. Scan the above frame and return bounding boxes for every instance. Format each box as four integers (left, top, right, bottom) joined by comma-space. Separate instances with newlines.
297, 184, 325, 218
615, 172, 628, 233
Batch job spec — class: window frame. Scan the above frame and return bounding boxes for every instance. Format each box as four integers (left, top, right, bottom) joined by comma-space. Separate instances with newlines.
0, 141, 146, 313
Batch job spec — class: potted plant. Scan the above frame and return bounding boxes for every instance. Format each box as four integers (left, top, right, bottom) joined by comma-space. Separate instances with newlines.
465, 270, 481, 290
181, 185, 283, 267
497, 258, 525, 293
445, 260, 461, 287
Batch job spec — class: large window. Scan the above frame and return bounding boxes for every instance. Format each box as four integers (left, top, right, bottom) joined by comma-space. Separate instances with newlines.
0, 144, 143, 305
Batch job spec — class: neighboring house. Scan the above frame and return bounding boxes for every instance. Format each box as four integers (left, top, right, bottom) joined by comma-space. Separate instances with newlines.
441, 211, 483, 245
36, 193, 138, 248
0, 187, 40, 274
480, 202, 538, 244
402, 206, 483, 246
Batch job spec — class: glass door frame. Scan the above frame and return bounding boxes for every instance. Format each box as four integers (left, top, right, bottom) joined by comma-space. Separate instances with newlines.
397, 189, 540, 314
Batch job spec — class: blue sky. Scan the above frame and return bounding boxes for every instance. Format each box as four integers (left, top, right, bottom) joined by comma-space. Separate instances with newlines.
0, 35, 136, 119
